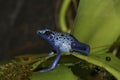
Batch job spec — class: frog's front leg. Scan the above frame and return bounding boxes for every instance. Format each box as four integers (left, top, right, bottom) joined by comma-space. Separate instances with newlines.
40, 50, 61, 72
48, 50, 56, 55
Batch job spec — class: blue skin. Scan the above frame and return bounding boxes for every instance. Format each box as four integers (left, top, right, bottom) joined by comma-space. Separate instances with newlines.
37, 29, 90, 72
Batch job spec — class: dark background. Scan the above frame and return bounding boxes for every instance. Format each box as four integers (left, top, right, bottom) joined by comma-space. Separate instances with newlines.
0, 0, 58, 59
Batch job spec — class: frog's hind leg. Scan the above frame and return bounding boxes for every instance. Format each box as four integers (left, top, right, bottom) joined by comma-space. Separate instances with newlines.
40, 51, 61, 72
71, 42, 90, 55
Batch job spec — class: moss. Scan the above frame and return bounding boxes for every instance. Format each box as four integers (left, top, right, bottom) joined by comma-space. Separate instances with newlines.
0, 61, 32, 80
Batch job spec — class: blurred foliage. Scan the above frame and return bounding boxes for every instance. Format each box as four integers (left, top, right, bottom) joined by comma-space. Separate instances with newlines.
58, 0, 79, 33
0, 61, 32, 80
14, 53, 48, 65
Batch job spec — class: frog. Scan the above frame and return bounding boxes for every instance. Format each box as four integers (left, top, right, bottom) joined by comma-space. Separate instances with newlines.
37, 29, 90, 72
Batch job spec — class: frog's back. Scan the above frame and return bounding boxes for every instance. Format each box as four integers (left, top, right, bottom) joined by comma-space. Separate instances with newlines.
52, 32, 77, 52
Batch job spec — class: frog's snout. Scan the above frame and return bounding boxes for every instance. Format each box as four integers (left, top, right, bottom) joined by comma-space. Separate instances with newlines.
37, 30, 45, 39
37, 30, 42, 35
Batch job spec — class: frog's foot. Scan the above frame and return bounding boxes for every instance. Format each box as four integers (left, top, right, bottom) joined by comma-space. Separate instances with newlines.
48, 51, 54, 55
40, 53, 61, 72
40, 67, 54, 72
48, 50, 57, 55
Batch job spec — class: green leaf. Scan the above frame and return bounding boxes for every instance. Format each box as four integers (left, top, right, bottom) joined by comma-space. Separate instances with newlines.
30, 65, 78, 80
71, 0, 120, 51
59, 0, 71, 32
70, 0, 120, 79
72, 53, 120, 79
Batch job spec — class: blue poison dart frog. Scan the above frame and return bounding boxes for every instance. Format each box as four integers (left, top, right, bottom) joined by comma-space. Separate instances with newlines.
37, 29, 90, 72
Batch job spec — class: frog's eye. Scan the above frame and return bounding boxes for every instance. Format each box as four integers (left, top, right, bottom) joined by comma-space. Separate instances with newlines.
44, 31, 53, 35
49, 35, 54, 39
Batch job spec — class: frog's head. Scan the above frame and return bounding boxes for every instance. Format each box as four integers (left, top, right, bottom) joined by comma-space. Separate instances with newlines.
37, 29, 55, 42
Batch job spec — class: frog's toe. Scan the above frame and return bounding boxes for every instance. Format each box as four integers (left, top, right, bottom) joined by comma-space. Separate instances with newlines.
40, 53, 61, 72
48, 51, 54, 55
40, 68, 54, 72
